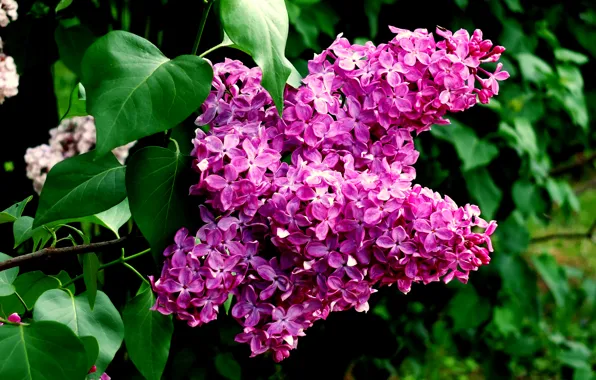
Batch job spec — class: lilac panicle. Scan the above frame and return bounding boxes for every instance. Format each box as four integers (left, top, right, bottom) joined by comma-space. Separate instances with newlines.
151, 25, 507, 361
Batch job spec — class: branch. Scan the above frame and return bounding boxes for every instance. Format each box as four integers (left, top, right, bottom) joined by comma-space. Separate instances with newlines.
550, 152, 596, 176
0, 236, 128, 273
531, 219, 596, 244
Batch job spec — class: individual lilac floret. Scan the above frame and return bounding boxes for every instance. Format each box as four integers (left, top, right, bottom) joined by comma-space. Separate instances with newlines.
0, 38, 18, 104
0, 0, 17, 27
24, 116, 136, 194
152, 25, 508, 362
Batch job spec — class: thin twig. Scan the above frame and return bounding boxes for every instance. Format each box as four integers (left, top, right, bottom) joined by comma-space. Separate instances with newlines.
531, 219, 596, 244
0, 236, 128, 273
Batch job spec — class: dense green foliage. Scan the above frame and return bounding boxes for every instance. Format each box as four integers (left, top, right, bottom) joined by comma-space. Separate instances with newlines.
0, 0, 594, 379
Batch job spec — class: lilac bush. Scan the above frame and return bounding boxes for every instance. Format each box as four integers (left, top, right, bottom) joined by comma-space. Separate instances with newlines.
25, 116, 135, 193
150, 25, 508, 361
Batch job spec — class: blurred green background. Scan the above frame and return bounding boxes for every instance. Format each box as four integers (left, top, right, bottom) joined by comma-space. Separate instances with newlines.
1, 0, 595, 379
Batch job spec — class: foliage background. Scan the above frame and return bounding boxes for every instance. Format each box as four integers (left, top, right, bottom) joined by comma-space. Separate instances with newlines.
0, 0, 595, 379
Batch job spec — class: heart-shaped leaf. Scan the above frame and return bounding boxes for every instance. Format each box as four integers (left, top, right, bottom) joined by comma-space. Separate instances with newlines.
0, 253, 18, 297
0, 321, 89, 380
126, 146, 195, 257
33, 289, 124, 374
220, 0, 293, 113
123, 286, 173, 380
33, 151, 126, 228
0, 196, 32, 225
81, 31, 213, 156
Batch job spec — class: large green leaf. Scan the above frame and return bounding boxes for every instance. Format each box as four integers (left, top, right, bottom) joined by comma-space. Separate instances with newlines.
33, 151, 126, 228
0, 196, 32, 224
463, 168, 502, 220
13, 271, 61, 311
55, 23, 96, 77
220, 0, 293, 113
215, 353, 242, 380
431, 121, 498, 171
83, 253, 99, 309
33, 289, 124, 374
532, 254, 570, 308
0, 253, 18, 297
126, 147, 194, 257
447, 286, 491, 331
13, 216, 34, 248
0, 321, 89, 380
123, 287, 173, 380
81, 31, 213, 156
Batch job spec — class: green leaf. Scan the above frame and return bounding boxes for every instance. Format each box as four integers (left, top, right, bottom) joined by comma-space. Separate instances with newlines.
33, 289, 124, 374
554, 48, 589, 65
512, 180, 545, 217
463, 168, 502, 220
33, 151, 126, 228
0, 294, 25, 318
532, 254, 570, 308
81, 335, 100, 371
503, 0, 522, 12
517, 53, 553, 83
126, 147, 194, 257
81, 31, 213, 156
431, 121, 499, 171
0, 253, 18, 297
220, 0, 292, 113
80, 198, 131, 238
496, 211, 530, 254
55, 0, 74, 12
83, 253, 100, 309
215, 353, 242, 380
51, 270, 76, 293
13, 216, 34, 248
123, 287, 173, 380
447, 286, 491, 331
0, 196, 32, 224
13, 271, 61, 311
55, 23, 96, 77
0, 321, 89, 380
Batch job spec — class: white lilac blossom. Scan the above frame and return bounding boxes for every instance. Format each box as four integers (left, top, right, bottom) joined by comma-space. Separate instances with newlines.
25, 116, 135, 194
0, 0, 17, 28
151, 25, 508, 361
0, 38, 18, 104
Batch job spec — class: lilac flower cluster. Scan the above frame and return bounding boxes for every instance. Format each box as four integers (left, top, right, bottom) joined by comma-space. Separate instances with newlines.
25, 116, 135, 194
0, 0, 17, 27
0, 38, 18, 104
151, 26, 507, 361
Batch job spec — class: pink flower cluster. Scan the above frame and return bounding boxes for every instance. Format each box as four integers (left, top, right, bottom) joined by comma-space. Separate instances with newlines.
0, 0, 17, 27
25, 116, 135, 194
0, 38, 18, 104
151, 26, 507, 361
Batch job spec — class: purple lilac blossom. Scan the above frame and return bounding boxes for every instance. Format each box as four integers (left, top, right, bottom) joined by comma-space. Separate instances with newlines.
24, 116, 136, 194
151, 26, 507, 361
